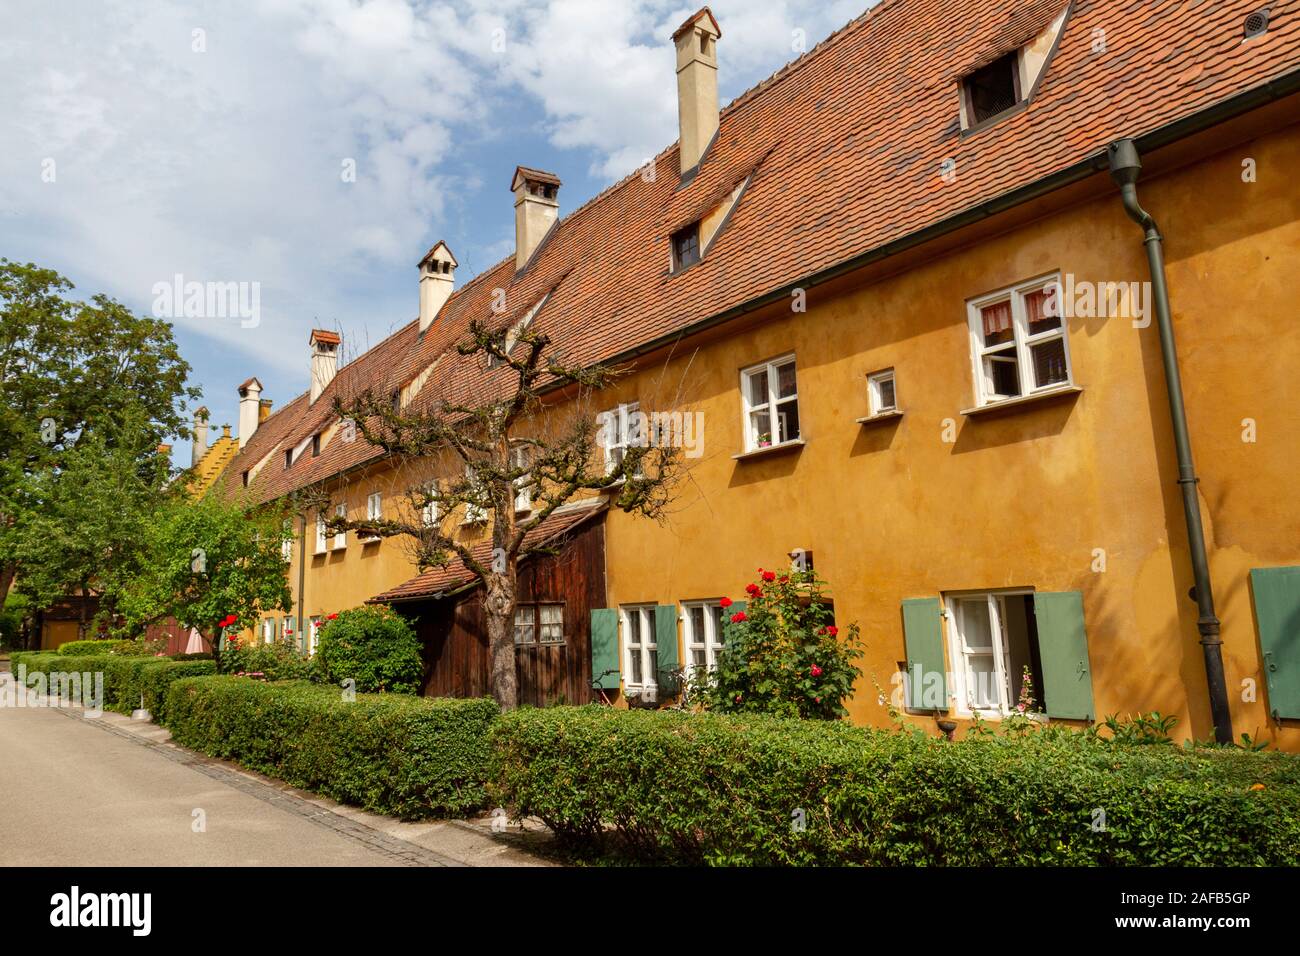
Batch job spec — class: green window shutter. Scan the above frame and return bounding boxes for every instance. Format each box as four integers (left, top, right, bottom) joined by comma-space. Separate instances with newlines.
654, 605, 680, 688
901, 598, 947, 710
1249, 566, 1300, 719
1034, 591, 1095, 720
590, 609, 619, 690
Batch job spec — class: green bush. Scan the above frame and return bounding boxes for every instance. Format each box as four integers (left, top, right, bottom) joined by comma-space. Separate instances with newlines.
219, 637, 320, 682
693, 570, 863, 719
57, 639, 119, 656
12, 652, 214, 720
163, 676, 497, 818
489, 706, 1300, 865
315, 606, 423, 694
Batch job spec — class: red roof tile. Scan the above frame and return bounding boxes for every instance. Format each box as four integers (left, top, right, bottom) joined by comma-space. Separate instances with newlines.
370, 502, 607, 603
223, 0, 1300, 507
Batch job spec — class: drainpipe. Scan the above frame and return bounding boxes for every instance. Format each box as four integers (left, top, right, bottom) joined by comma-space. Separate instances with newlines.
1107, 138, 1233, 745
297, 513, 308, 651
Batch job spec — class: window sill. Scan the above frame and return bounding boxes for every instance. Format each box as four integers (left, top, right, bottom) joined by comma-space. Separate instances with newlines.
731, 438, 805, 462
855, 409, 903, 426
960, 385, 1081, 418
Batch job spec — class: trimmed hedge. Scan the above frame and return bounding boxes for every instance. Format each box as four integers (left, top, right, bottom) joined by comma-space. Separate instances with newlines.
57, 639, 118, 656
489, 706, 1300, 866
12, 652, 215, 722
163, 676, 498, 819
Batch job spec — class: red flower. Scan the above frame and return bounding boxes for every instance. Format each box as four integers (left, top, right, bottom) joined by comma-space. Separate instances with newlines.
779, 575, 789, 584
744, 583, 760, 597
734, 694, 742, 703
719, 597, 733, 608
762, 571, 776, 582
814, 696, 821, 704
327, 613, 338, 620
826, 625, 838, 637
730, 612, 747, 624
811, 664, 823, 677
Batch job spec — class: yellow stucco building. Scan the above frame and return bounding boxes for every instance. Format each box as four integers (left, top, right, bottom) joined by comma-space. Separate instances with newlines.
219, 1, 1300, 748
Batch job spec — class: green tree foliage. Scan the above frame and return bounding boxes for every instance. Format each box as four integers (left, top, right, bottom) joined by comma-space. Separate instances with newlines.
12, 424, 171, 637
0, 259, 197, 614
107, 492, 293, 649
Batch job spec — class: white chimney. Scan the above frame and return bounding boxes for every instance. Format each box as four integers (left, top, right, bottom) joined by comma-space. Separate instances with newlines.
511, 166, 561, 271
309, 329, 340, 405
237, 379, 263, 449
191, 407, 209, 467
418, 241, 457, 333
673, 8, 722, 174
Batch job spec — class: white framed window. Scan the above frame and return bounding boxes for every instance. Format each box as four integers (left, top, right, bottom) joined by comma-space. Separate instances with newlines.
539, 604, 564, 644
683, 601, 727, 674
620, 605, 658, 693
599, 401, 642, 475
308, 615, 322, 655
945, 590, 1044, 716
280, 616, 295, 644
280, 520, 294, 563
332, 502, 347, 550
314, 513, 327, 554
512, 446, 533, 513
740, 355, 800, 451
513, 606, 536, 645
867, 368, 897, 416
967, 275, 1072, 406
462, 466, 486, 524
260, 618, 274, 644
362, 492, 381, 541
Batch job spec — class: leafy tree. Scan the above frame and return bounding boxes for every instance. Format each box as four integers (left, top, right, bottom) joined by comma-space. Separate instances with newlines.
107, 492, 293, 658
0, 259, 197, 611
326, 318, 686, 709
11, 422, 171, 638
692, 570, 865, 720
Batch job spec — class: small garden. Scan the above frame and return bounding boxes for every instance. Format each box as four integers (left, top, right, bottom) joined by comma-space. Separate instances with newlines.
12, 570, 1300, 866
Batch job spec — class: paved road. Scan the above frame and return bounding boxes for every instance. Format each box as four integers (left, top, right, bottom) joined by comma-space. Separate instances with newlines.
0, 667, 548, 868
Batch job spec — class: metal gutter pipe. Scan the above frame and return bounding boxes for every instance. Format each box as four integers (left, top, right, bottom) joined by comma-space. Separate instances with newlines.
1107, 138, 1233, 745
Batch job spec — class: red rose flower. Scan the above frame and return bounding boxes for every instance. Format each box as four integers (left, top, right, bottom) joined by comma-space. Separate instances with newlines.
730, 612, 747, 624
745, 583, 761, 597
762, 571, 776, 582
719, 597, 733, 608
811, 664, 823, 677
327, 613, 338, 620
827, 625, 839, 637
814, 696, 821, 704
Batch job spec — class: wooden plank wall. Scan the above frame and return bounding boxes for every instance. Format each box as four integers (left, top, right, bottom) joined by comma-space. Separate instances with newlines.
403, 515, 607, 706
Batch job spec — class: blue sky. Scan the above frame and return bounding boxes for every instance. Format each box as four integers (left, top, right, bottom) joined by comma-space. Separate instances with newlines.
1, 0, 871, 465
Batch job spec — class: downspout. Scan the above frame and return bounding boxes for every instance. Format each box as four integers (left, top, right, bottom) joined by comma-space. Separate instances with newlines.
1107, 138, 1233, 745
297, 514, 307, 652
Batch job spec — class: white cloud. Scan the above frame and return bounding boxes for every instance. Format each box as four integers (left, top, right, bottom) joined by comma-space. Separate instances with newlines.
0, 0, 874, 387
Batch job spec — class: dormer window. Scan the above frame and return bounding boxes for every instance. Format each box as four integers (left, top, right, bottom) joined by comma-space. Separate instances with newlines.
311, 434, 321, 457
283, 449, 292, 470
672, 223, 701, 271
962, 52, 1022, 127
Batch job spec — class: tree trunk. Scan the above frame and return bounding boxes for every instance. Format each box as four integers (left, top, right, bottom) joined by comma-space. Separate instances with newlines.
0, 562, 15, 611
78, 583, 90, 640
484, 574, 518, 710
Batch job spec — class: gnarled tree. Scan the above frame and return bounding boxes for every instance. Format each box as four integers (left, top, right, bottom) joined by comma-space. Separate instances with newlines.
324, 318, 687, 709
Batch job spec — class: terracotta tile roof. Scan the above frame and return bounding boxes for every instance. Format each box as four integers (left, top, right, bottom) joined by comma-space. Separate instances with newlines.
370, 502, 608, 604
309, 329, 341, 346
223, 0, 1300, 507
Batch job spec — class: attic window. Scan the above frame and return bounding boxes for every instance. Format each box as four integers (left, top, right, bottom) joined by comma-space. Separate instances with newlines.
963, 52, 1022, 127
672, 223, 701, 271
311, 434, 320, 457
283, 449, 292, 470
242, 470, 250, 487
